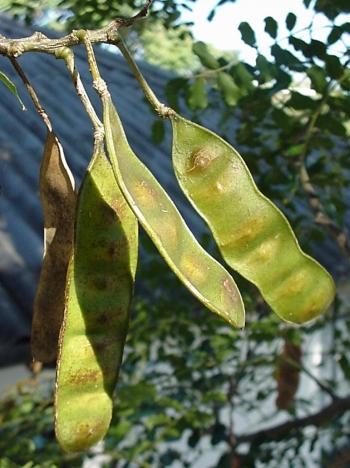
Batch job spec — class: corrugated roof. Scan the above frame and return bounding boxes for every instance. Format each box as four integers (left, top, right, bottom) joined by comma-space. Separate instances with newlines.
0, 16, 348, 366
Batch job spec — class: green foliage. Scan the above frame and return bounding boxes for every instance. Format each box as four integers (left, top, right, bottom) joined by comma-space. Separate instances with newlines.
238, 21, 256, 47
192, 41, 220, 70
286, 12, 297, 31
187, 76, 208, 110
311, 0, 350, 19
217, 72, 240, 106
137, 20, 198, 73
264, 16, 278, 39
0, 70, 25, 109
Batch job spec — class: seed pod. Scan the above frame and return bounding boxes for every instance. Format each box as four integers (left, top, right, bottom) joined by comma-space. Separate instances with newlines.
55, 145, 138, 452
171, 114, 335, 324
31, 131, 76, 363
103, 95, 244, 328
275, 339, 302, 410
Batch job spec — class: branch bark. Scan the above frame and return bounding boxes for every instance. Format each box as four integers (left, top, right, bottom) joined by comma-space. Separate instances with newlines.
0, 1, 153, 57
236, 394, 350, 445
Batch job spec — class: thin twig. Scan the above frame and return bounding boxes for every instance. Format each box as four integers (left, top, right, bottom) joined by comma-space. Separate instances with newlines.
83, 34, 102, 83
62, 48, 103, 136
284, 356, 339, 401
227, 375, 237, 452
9, 56, 51, 130
236, 394, 350, 445
114, 35, 173, 118
131, 0, 153, 21
191, 58, 238, 79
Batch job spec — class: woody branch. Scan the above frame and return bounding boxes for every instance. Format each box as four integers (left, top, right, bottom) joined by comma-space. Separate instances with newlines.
0, 0, 153, 57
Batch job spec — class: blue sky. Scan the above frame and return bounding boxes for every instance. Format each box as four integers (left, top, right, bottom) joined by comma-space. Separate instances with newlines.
181, 0, 350, 63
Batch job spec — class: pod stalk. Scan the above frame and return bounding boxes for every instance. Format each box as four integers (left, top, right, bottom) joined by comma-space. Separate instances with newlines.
115, 36, 173, 118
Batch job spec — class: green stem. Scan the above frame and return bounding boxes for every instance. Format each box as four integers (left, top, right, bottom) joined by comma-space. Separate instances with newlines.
115, 36, 173, 118
82, 33, 111, 104
62, 48, 105, 154
192, 58, 237, 79
82, 33, 100, 82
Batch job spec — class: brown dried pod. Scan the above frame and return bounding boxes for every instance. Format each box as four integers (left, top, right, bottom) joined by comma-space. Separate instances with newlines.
275, 339, 302, 410
31, 130, 76, 363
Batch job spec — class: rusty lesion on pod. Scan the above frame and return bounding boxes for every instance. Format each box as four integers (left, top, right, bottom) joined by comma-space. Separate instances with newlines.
66, 418, 107, 452
270, 269, 309, 308
88, 273, 120, 291
300, 300, 319, 322
186, 147, 219, 174
214, 163, 240, 194
68, 369, 100, 385
246, 235, 281, 266
280, 270, 307, 297
76, 419, 105, 437
110, 197, 128, 216
133, 180, 158, 208
180, 254, 208, 284
155, 212, 178, 244
221, 277, 244, 325
220, 216, 267, 250
94, 276, 109, 290
99, 201, 118, 223
97, 312, 109, 326
107, 241, 119, 258
223, 278, 239, 303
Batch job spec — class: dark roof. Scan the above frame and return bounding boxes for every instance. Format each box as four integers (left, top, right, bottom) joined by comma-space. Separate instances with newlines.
0, 16, 348, 366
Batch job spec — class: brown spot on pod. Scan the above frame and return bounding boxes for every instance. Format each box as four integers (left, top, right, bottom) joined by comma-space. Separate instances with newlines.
223, 278, 239, 302
93, 275, 109, 290
69, 369, 100, 385
279, 270, 306, 298
248, 235, 281, 265
214, 164, 240, 194
220, 216, 267, 250
97, 312, 109, 325
187, 147, 218, 173
133, 180, 157, 208
180, 254, 208, 284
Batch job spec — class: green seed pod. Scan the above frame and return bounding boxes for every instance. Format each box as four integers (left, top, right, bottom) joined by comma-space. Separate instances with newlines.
55, 144, 138, 452
103, 95, 244, 328
170, 114, 335, 324
31, 131, 76, 363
